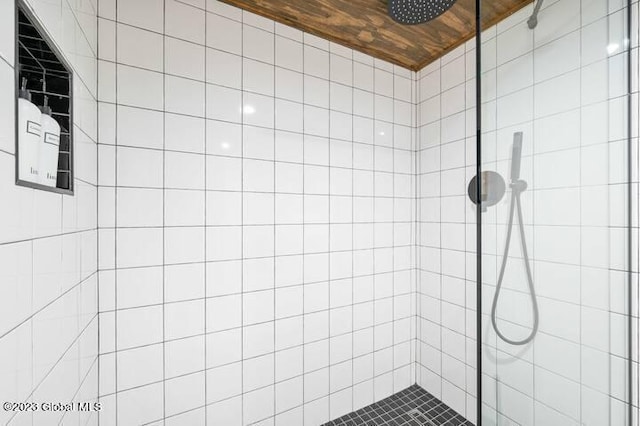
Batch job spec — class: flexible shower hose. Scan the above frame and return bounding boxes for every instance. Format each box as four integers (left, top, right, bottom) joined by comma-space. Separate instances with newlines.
490, 180, 539, 345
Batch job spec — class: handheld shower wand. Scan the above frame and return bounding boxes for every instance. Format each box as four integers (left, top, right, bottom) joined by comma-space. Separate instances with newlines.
490, 132, 539, 345
510, 132, 523, 181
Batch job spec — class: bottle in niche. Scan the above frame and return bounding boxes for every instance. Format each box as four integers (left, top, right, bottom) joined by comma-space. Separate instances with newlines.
38, 96, 61, 187
17, 78, 41, 184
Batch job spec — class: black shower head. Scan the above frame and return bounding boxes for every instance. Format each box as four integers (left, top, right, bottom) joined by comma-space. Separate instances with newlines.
387, 0, 458, 25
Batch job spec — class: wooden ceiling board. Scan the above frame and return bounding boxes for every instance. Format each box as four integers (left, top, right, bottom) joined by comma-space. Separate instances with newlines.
220, 0, 533, 71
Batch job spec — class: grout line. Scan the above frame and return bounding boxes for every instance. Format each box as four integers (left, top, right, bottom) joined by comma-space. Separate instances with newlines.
93, 103, 414, 147
392, 59, 397, 398
140, 372, 425, 426
240, 11, 245, 425
372, 57, 377, 405
102, 52, 410, 104
0, 266, 98, 340
92, 186, 417, 200
439, 62, 444, 402
204, 2, 209, 424
20, 312, 99, 413
302, 33, 306, 422
462, 45, 469, 413
0, 51, 14, 68
414, 68, 419, 389
99, 274, 415, 308
161, 0, 167, 421
273, 22, 277, 423
351, 45, 356, 415
328, 44, 332, 423
102, 328, 415, 391
0, 227, 99, 248
112, 0, 119, 421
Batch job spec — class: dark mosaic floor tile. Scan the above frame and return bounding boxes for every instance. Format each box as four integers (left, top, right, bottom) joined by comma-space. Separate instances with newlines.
321, 385, 473, 426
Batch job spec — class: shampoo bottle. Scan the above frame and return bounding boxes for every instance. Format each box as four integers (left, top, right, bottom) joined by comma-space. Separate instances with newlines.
18, 78, 42, 184
38, 96, 61, 187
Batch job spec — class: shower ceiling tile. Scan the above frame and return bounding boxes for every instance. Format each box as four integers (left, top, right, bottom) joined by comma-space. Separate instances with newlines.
221, 0, 532, 70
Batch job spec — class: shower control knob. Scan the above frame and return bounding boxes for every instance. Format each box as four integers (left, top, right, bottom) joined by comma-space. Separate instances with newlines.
467, 171, 506, 210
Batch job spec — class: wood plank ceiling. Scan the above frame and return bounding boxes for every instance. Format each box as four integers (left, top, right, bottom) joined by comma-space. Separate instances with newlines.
220, 0, 533, 71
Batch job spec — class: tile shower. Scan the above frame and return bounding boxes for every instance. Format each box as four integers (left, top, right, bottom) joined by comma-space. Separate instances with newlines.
0, 0, 637, 426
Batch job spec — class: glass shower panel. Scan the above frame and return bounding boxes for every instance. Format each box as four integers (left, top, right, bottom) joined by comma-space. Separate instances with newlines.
477, 0, 631, 424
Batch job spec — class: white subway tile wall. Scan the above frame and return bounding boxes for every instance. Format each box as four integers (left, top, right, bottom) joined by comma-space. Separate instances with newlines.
416, 0, 639, 424
0, 0, 99, 425
96, 1, 416, 424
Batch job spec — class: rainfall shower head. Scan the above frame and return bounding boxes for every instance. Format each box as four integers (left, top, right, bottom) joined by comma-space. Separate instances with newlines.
387, 0, 458, 25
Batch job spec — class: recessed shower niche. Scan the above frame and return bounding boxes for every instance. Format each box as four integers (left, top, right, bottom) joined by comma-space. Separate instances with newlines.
15, 1, 73, 194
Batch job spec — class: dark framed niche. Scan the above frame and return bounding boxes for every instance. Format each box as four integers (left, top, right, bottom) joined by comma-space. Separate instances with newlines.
15, 0, 74, 195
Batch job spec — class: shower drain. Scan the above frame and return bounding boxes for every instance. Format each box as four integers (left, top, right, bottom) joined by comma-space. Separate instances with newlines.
406, 408, 436, 425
